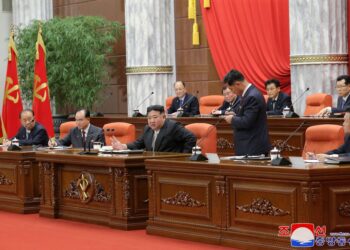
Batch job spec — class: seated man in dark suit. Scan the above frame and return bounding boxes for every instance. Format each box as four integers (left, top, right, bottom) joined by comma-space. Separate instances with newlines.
317, 75, 350, 116
265, 79, 293, 116
223, 69, 270, 156
212, 86, 240, 115
307, 108, 350, 161
112, 105, 196, 153
3, 109, 49, 146
167, 81, 200, 117
49, 109, 105, 148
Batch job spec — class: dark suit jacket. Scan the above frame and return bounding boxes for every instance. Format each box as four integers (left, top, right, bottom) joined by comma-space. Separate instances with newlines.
58, 124, 105, 148
217, 96, 241, 114
14, 122, 49, 146
327, 135, 350, 155
266, 92, 293, 116
331, 96, 350, 113
167, 93, 200, 116
231, 85, 270, 156
127, 119, 196, 153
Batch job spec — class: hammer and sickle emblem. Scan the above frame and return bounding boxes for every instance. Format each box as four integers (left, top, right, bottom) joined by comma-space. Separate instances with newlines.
5, 77, 19, 104
34, 75, 48, 102
78, 174, 90, 201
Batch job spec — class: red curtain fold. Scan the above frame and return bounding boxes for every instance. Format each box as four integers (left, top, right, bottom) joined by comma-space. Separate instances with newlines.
348, 0, 350, 73
201, 0, 291, 94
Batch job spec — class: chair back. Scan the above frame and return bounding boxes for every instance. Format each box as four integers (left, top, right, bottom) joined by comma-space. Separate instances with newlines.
304, 93, 332, 116
103, 122, 136, 146
165, 96, 175, 111
199, 95, 225, 114
59, 121, 76, 139
302, 124, 344, 157
185, 123, 217, 154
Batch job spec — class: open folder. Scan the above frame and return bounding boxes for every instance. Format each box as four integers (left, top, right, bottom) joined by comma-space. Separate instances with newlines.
324, 156, 350, 164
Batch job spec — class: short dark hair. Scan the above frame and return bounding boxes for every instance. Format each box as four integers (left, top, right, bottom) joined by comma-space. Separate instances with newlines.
147, 105, 165, 114
174, 81, 185, 87
337, 75, 350, 85
76, 109, 90, 118
265, 79, 281, 88
19, 109, 34, 118
223, 69, 245, 86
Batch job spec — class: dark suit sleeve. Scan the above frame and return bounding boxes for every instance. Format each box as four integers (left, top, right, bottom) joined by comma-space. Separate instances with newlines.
167, 98, 177, 114
184, 97, 200, 116
332, 97, 350, 113
95, 128, 105, 145
57, 129, 73, 146
18, 128, 49, 146
173, 123, 196, 153
218, 101, 228, 115
126, 127, 147, 150
232, 95, 260, 129
326, 144, 346, 154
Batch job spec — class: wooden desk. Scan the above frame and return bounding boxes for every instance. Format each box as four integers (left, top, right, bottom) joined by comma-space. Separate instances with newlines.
89, 116, 343, 156
146, 158, 350, 249
36, 150, 188, 230
0, 147, 40, 213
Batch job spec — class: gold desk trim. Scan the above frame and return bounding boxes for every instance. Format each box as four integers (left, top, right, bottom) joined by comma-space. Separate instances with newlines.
290, 54, 348, 65
126, 66, 173, 75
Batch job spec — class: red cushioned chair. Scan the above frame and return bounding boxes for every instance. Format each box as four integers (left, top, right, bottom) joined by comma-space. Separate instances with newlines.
103, 122, 136, 146
59, 121, 76, 139
304, 93, 332, 116
199, 95, 225, 115
185, 123, 217, 154
165, 96, 175, 111
302, 124, 344, 158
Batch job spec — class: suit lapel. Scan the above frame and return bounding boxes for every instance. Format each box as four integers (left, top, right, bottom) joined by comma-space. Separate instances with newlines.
154, 120, 168, 151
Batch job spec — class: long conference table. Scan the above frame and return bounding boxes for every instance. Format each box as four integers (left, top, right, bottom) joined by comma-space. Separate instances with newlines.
89, 116, 343, 156
145, 157, 350, 250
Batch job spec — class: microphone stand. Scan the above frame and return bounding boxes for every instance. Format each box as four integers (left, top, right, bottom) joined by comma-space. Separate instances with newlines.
285, 88, 310, 118
271, 121, 306, 166
132, 92, 154, 117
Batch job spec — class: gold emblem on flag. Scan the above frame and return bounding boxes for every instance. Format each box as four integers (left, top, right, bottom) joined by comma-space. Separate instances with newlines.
5, 77, 19, 104
34, 75, 48, 102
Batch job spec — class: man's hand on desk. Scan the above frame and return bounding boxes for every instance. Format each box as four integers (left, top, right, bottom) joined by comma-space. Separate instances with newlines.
48, 139, 57, 148
111, 136, 127, 150
2, 139, 11, 146
316, 107, 331, 117
306, 152, 335, 162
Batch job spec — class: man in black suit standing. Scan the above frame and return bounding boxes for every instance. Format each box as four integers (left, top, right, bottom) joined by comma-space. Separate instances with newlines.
112, 105, 196, 153
317, 75, 350, 116
49, 109, 105, 148
212, 86, 240, 115
223, 69, 270, 156
167, 81, 200, 117
265, 79, 293, 116
3, 109, 49, 146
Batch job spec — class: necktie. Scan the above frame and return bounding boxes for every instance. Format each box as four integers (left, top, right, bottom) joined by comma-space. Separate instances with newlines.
341, 99, 345, 109
82, 130, 86, 148
26, 131, 30, 140
179, 99, 184, 108
152, 131, 158, 152
272, 100, 277, 110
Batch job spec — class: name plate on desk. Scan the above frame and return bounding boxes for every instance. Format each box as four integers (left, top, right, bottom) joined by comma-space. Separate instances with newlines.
99, 149, 144, 154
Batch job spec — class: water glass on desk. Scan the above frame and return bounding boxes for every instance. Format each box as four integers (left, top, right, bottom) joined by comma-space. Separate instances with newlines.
282, 107, 290, 118
93, 142, 102, 150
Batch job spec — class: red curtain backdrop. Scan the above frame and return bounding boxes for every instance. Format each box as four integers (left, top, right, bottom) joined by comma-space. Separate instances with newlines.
201, 0, 291, 94
348, 0, 350, 74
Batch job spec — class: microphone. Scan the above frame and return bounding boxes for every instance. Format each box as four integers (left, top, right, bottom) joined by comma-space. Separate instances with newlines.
132, 92, 154, 117
189, 118, 224, 161
285, 87, 310, 118
271, 121, 306, 166
177, 91, 199, 117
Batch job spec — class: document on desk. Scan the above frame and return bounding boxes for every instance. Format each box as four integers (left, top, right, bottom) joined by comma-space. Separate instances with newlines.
220, 155, 270, 161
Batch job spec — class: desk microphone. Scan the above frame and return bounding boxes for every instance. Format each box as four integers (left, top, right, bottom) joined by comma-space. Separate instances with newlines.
271, 121, 306, 166
286, 87, 310, 118
177, 91, 199, 117
190, 118, 224, 161
132, 91, 154, 117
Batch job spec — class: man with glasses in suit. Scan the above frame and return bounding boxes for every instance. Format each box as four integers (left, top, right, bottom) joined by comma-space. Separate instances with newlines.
317, 75, 350, 116
2, 109, 49, 146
